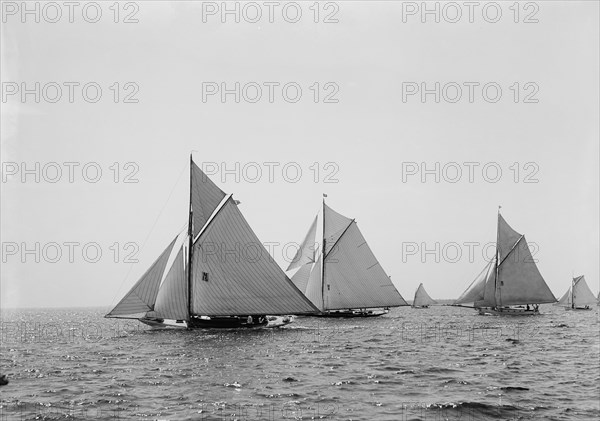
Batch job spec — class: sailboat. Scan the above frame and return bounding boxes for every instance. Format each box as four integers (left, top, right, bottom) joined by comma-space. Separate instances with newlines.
556, 275, 597, 311
411, 283, 437, 308
105, 155, 318, 329
285, 198, 408, 317
453, 209, 556, 316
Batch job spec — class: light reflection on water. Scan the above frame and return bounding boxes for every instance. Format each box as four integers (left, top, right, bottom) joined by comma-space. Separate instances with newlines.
1, 305, 598, 420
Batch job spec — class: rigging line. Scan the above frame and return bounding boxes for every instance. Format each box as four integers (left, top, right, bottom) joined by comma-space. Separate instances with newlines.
497, 235, 525, 268
106, 160, 189, 312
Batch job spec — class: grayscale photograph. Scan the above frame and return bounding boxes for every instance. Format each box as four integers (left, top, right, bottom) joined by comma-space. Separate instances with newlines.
1, 1, 599, 420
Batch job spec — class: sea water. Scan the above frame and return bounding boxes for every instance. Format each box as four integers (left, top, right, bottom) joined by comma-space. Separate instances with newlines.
1, 305, 599, 420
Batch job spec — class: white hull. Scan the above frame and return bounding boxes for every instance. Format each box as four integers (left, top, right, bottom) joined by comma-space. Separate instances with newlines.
477, 307, 540, 316
140, 318, 187, 328
564, 306, 593, 311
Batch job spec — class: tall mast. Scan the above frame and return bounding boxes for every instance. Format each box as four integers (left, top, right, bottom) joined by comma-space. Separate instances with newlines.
495, 206, 501, 308
187, 154, 194, 322
321, 196, 326, 311
571, 277, 575, 309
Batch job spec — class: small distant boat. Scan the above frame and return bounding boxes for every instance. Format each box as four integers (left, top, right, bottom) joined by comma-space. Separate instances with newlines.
411, 283, 437, 308
286, 198, 408, 317
453, 209, 556, 316
105, 155, 318, 329
556, 275, 597, 311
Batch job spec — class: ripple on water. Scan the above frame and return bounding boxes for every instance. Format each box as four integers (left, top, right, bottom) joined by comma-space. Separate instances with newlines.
0, 306, 598, 420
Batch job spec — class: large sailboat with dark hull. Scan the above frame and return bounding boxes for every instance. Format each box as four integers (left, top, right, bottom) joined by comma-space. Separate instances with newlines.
286, 198, 408, 317
556, 275, 597, 311
105, 156, 319, 328
454, 209, 556, 316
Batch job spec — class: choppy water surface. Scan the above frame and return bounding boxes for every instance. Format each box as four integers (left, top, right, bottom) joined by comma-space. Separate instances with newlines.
1, 305, 599, 420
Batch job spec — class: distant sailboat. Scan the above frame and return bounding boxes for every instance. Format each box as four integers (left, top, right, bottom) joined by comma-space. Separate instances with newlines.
105, 155, 318, 328
412, 283, 437, 308
454, 209, 556, 316
556, 275, 596, 311
286, 198, 408, 317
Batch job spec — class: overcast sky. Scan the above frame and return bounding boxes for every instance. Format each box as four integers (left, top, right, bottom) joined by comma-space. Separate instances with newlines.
1, 1, 598, 309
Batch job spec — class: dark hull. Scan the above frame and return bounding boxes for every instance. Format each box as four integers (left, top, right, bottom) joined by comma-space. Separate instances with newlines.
477, 307, 539, 316
139, 316, 284, 329
188, 316, 268, 329
308, 309, 389, 318
565, 307, 593, 311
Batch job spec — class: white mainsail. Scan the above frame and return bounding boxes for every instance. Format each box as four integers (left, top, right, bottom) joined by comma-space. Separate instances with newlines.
496, 235, 555, 306
288, 202, 408, 311
323, 221, 407, 309
323, 204, 353, 255
191, 163, 226, 237
497, 214, 522, 264
107, 237, 177, 317
454, 212, 556, 308
412, 283, 438, 307
191, 196, 317, 316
